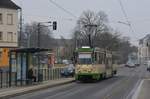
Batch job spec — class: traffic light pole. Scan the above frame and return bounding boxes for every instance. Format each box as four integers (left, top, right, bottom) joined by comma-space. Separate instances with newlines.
37, 21, 57, 82
37, 23, 41, 48
37, 23, 41, 82
88, 34, 92, 48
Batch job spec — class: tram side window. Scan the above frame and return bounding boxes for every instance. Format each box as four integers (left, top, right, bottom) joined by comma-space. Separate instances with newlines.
94, 53, 96, 63
99, 54, 101, 64
94, 52, 100, 64
106, 58, 112, 69
94, 52, 99, 63
99, 53, 104, 64
105, 58, 109, 69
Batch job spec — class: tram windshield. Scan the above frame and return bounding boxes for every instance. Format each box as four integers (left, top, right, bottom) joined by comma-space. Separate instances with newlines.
78, 58, 92, 64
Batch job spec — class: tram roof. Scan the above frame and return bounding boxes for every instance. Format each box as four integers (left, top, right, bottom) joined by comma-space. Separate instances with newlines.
77, 47, 93, 52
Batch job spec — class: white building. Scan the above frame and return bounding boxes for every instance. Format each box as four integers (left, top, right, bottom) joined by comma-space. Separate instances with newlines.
138, 34, 150, 64
0, 0, 20, 47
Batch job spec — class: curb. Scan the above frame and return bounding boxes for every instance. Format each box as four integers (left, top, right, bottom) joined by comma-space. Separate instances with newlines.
0, 79, 75, 99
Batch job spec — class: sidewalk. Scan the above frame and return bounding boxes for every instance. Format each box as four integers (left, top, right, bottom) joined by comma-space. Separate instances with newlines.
133, 79, 150, 99
0, 78, 75, 99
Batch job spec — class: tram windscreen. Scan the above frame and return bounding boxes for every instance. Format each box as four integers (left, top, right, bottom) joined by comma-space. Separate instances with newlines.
78, 58, 92, 64
78, 53, 92, 64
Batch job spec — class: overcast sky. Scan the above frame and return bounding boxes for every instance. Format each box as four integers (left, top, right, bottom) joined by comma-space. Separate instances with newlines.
12, 0, 150, 45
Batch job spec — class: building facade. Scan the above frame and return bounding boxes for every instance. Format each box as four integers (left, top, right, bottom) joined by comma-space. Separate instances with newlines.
0, 0, 20, 47
0, 0, 20, 67
138, 34, 150, 64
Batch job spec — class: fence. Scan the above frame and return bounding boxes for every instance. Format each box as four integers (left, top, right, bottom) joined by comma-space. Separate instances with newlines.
0, 71, 10, 88
35, 68, 64, 81
0, 68, 65, 89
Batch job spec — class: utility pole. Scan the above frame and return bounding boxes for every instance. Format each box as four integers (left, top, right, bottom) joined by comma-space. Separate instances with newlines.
37, 23, 41, 48
27, 32, 30, 48
88, 34, 92, 48
37, 23, 40, 82
84, 24, 97, 48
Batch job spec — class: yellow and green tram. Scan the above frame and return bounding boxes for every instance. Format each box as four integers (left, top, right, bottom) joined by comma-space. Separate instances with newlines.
75, 46, 117, 81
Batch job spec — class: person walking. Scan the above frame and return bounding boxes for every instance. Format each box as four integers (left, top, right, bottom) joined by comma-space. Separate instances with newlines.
28, 68, 36, 82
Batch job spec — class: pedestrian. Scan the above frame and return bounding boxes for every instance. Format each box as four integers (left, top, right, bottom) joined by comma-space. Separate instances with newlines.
28, 67, 36, 82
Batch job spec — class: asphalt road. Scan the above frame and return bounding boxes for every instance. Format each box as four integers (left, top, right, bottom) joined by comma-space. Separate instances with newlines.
11, 65, 150, 99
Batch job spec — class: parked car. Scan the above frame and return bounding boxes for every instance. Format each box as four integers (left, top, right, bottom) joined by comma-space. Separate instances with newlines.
125, 62, 136, 68
60, 65, 75, 77
135, 63, 140, 67
62, 60, 72, 65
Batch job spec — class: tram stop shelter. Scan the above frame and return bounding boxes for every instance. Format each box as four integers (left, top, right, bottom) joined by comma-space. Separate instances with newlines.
9, 48, 51, 87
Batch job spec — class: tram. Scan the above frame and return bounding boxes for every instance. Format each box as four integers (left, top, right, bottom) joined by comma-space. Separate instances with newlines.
75, 46, 117, 81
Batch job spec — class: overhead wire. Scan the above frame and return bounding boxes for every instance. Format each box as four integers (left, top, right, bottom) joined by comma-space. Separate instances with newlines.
48, 0, 78, 19
117, 0, 134, 33
117, 0, 139, 42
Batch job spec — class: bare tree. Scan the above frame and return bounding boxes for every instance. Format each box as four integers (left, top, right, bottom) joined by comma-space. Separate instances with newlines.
22, 22, 55, 48
73, 10, 114, 49
59, 36, 74, 59
72, 10, 138, 64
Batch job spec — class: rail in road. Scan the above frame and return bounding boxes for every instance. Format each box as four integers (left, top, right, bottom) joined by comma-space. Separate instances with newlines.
11, 65, 149, 99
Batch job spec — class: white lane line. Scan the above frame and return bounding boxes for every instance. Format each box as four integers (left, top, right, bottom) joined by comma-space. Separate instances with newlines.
125, 79, 141, 99
132, 80, 144, 99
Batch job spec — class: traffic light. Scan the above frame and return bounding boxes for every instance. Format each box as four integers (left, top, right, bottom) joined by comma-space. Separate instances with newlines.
53, 21, 57, 30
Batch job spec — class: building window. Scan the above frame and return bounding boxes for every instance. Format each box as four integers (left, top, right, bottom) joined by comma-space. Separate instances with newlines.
0, 13, 2, 24
7, 14, 13, 25
0, 32, 3, 40
7, 32, 13, 42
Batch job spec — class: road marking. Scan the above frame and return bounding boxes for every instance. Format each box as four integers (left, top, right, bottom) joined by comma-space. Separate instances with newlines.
132, 79, 144, 99
124, 79, 141, 99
